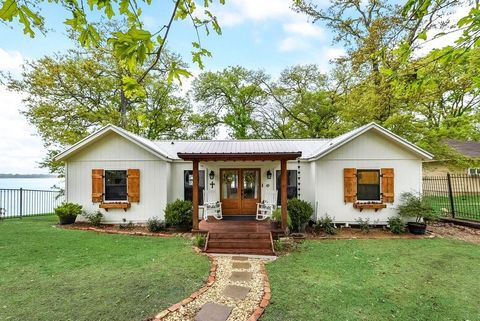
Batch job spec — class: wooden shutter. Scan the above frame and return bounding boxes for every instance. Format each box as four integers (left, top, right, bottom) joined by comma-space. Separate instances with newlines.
127, 169, 140, 203
92, 169, 104, 203
381, 168, 394, 203
344, 168, 357, 203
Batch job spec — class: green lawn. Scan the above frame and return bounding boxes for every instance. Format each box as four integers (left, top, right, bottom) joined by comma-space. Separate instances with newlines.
0, 216, 209, 321
425, 195, 480, 221
263, 239, 480, 321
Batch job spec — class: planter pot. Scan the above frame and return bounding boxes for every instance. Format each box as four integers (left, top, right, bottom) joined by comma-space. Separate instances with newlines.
407, 222, 427, 235
58, 215, 77, 225
290, 233, 306, 242
271, 220, 281, 230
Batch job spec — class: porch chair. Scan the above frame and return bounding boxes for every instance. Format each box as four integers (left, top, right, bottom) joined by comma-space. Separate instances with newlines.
256, 190, 278, 220
201, 190, 223, 221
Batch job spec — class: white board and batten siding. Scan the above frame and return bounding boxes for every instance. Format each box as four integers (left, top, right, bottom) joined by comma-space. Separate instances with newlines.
66, 132, 169, 223
315, 130, 423, 224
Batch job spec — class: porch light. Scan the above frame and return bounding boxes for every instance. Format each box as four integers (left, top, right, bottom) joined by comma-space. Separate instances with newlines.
266, 170, 272, 179
209, 170, 215, 180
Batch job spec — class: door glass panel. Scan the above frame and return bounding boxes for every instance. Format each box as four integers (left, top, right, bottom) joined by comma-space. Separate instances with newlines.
222, 170, 239, 199
243, 170, 259, 199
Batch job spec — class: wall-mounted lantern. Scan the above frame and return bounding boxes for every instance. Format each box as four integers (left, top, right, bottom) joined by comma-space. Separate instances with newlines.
209, 170, 215, 180
266, 170, 272, 179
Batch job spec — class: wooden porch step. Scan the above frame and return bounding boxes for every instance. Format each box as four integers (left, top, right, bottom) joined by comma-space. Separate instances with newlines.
208, 239, 272, 249
209, 232, 271, 239
205, 248, 275, 255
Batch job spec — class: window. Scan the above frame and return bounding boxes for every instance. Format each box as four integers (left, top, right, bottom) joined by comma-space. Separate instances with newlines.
276, 170, 298, 205
468, 168, 480, 176
104, 170, 128, 201
184, 170, 205, 205
356, 169, 380, 201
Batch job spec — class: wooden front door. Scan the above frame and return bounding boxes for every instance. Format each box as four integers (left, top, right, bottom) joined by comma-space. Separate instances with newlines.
220, 168, 261, 215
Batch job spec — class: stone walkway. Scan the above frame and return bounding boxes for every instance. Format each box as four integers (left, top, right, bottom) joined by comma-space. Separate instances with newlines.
160, 256, 269, 321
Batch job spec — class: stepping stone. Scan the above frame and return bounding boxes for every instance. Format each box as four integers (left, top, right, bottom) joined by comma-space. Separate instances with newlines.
230, 271, 253, 282
232, 262, 251, 269
194, 303, 233, 321
223, 284, 251, 300
232, 256, 248, 261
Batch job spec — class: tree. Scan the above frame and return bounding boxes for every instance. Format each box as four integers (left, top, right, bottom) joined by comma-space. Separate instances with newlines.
3, 32, 192, 173
0, 0, 224, 93
192, 66, 269, 139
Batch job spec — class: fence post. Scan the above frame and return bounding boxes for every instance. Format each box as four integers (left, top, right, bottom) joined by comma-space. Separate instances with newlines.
19, 188, 23, 219
446, 173, 455, 218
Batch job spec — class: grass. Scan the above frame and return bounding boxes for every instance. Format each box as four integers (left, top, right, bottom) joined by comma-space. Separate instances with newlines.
263, 239, 480, 321
425, 195, 480, 221
0, 215, 209, 321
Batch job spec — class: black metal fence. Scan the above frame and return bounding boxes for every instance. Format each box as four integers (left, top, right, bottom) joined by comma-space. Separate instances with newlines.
423, 174, 480, 221
0, 188, 64, 219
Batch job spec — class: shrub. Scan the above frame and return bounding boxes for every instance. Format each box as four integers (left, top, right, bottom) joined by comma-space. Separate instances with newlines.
54, 202, 83, 219
83, 211, 103, 227
193, 234, 206, 248
356, 217, 371, 233
287, 198, 314, 232
273, 238, 300, 254
119, 218, 134, 229
272, 208, 292, 226
146, 217, 165, 232
165, 199, 193, 228
315, 214, 337, 235
397, 192, 438, 223
388, 216, 406, 234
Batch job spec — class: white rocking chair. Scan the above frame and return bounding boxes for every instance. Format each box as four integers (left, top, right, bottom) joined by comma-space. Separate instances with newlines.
256, 190, 278, 220
201, 190, 222, 221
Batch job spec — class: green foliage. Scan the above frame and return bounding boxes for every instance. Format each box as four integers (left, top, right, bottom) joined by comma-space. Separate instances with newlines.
119, 218, 135, 230
355, 217, 371, 233
287, 198, 314, 232
273, 238, 300, 254
315, 214, 337, 235
388, 216, 406, 234
83, 211, 103, 227
146, 217, 165, 233
272, 208, 292, 227
164, 199, 193, 228
54, 202, 82, 219
397, 192, 438, 223
193, 234, 206, 248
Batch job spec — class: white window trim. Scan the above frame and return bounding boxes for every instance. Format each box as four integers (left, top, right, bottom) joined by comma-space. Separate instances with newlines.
356, 168, 382, 203
103, 169, 129, 203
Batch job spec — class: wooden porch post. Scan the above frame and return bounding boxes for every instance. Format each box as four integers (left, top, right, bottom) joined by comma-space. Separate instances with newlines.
192, 159, 199, 230
281, 159, 287, 231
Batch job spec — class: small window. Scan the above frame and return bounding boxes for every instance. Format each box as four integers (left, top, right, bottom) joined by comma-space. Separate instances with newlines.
276, 170, 298, 205
184, 170, 205, 205
468, 168, 480, 176
357, 169, 380, 201
105, 170, 128, 201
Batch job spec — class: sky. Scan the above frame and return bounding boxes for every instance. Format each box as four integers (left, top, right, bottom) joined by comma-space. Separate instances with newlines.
0, 0, 466, 174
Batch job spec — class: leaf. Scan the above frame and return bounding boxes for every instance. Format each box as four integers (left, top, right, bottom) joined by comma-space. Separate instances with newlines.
418, 29, 427, 41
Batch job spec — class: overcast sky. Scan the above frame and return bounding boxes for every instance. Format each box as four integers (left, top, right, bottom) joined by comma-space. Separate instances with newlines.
0, 0, 466, 174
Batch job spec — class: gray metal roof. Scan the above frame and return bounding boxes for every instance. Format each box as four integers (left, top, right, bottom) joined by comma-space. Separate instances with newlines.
154, 139, 331, 160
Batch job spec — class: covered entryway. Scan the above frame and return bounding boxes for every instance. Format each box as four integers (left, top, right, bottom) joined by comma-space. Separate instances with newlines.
220, 168, 260, 215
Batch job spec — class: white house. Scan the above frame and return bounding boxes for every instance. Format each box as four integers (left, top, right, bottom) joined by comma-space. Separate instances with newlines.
56, 122, 433, 229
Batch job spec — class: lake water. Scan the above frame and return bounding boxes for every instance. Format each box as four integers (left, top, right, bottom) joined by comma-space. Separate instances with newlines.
0, 178, 64, 190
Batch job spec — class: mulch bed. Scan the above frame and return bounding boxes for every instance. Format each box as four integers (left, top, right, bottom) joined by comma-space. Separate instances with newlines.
428, 221, 480, 244
305, 227, 434, 240
58, 222, 191, 238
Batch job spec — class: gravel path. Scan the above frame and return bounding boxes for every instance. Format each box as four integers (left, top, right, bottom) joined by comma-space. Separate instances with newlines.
162, 256, 266, 321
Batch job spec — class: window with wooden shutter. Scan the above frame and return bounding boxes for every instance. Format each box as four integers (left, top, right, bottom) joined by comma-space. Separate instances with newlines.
344, 168, 357, 203
92, 169, 104, 203
127, 169, 140, 203
381, 168, 394, 203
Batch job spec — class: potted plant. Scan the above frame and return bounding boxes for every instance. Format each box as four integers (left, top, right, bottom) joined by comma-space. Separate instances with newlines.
397, 192, 438, 235
287, 198, 314, 234
271, 208, 292, 230
54, 202, 83, 225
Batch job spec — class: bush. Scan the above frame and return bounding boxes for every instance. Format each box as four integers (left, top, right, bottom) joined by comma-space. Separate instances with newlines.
397, 192, 438, 223
356, 217, 371, 233
272, 208, 292, 226
388, 216, 406, 234
165, 199, 193, 228
193, 234, 206, 248
315, 214, 337, 235
83, 211, 103, 227
146, 217, 165, 232
273, 238, 300, 254
287, 198, 314, 232
54, 202, 83, 219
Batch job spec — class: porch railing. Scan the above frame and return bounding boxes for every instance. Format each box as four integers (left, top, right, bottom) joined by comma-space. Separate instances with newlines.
0, 188, 64, 219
